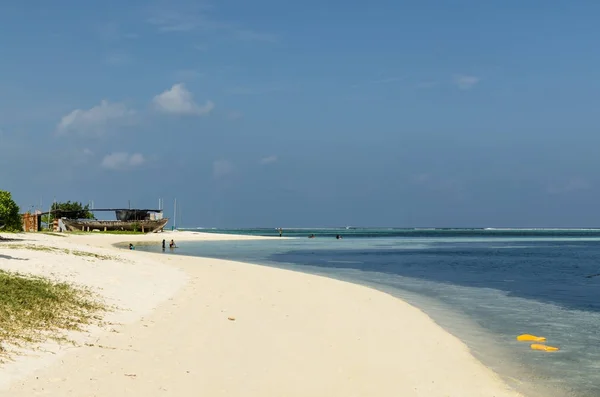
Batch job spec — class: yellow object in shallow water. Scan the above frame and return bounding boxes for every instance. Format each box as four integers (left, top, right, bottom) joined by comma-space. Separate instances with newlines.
517, 334, 546, 342
531, 344, 559, 352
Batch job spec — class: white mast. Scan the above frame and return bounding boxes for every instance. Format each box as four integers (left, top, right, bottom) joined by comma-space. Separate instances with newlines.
173, 198, 177, 230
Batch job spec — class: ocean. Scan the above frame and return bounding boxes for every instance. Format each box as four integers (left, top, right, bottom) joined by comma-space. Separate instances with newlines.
138, 228, 600, 397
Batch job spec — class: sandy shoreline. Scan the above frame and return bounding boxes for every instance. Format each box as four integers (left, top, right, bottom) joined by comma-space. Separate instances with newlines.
0, 231, 523, 396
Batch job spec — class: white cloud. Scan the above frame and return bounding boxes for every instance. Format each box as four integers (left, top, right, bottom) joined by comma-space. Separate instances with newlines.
83, 148, 94, 156
101, 152, 145, 170
213, 159, 234, 179
153, 83, 214, 116
129, 153, 145, 166
260, 155, 278, 165
56, 100, 135, 136
453, 75, 480, 90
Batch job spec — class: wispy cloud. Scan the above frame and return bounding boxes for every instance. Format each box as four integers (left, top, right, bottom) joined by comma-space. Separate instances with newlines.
213, 159, 234, 179
260, 155, 278, 165
56, 100, 136, 136
453, 75, 480, 90
153, 83, 214, 116
101, 152, 145, 170
147, 5, 277, 43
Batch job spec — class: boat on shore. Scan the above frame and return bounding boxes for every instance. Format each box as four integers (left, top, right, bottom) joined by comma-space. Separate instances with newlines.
60, 208, 168, 233
61, 218, 169, 233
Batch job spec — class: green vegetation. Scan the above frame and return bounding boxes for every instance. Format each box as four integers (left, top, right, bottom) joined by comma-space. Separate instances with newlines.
0, 190, 22, 232
51, 201, 94, 220
70, 250, 115, 260
0, 270, 106, 359
1, 244, 116, 260
3, 244, 57, 253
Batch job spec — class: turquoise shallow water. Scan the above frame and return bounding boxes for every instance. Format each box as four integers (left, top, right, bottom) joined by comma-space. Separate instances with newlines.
139, 229, 600, 397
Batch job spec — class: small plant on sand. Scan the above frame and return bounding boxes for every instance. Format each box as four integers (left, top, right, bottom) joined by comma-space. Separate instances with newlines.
70, 250, 115, 260
0, 270, 107, 360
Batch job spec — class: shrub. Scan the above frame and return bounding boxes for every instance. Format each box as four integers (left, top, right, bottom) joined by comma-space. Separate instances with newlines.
0, 190, 22, 232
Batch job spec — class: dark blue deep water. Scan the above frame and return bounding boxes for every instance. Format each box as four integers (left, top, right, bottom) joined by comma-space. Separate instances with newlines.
138, 229, 600, 397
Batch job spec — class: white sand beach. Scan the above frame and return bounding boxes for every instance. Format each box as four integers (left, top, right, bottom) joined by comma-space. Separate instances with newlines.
0, 231, 523, 396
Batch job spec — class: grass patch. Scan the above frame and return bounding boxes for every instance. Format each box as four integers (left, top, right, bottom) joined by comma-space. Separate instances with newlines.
2, 244, 58, 253
0, 270, 107, 360
70, 250, 114, 260
1, 244, 116, 261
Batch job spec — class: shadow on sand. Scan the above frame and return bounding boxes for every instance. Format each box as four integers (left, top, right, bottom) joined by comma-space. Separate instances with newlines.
0, 254, 29, 261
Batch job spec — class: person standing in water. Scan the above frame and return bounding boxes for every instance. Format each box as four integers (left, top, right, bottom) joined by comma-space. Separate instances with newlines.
169, 239, 176, 248
162, 239, 166, 251
279, 228, 283, 237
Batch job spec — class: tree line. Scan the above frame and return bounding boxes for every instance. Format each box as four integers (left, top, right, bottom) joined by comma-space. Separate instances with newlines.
0, 190, 93, 232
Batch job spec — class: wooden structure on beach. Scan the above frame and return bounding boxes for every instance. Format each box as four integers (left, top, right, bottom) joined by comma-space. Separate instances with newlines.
23, 208, 168, 233
22, 212, 41, 232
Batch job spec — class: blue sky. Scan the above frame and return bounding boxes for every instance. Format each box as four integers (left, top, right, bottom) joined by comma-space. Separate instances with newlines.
1, 1, 600, 228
